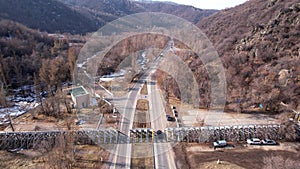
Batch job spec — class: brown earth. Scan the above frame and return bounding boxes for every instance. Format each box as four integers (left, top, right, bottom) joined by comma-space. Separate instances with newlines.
201, 161, 244, 169
140, 82, 148, 95
131, 86, 153, 169
174, 142, 300, 169
0, 145, 110, 169
197, 0, 300, 112
133, 111, 150, 128
131, 143, 154, 169
136, 99, 149, 111
133, 99, 150, 128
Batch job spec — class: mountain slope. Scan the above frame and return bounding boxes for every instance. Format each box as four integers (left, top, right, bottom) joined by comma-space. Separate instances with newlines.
0, 19, 54, 58
59, 0, 217, 24
0, 0, 98, 34
0, 0, 216, 34
136, 1, 217, 24
0, 19, 59, 89
197, 0, 300, 112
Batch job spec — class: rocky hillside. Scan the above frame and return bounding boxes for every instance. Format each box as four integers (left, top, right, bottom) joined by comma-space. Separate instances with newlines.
197, 0, 300, 112
88, 0, 299, 113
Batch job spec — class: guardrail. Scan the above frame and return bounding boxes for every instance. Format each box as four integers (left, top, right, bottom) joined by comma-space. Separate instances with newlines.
130, 124, 281, 143
164, 124, 281, 143
0, 129, 129, 150
0, 124, 281, 150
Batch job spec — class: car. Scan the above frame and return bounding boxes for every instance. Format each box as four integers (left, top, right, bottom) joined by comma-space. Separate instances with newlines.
173, 110, 178, 117
247, 138, 262, 145
171, 105, 176, 109
75, 119, 85, 125
156, 130, 162, 135
261, 139, 277, 145
213, 140, 227, 149
167, 116, 175, 121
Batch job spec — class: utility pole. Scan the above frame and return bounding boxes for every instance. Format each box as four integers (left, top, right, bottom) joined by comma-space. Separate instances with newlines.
8, 113, 15, 132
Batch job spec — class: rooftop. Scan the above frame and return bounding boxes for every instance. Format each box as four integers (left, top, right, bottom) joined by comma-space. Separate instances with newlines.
71, 86, 88, 97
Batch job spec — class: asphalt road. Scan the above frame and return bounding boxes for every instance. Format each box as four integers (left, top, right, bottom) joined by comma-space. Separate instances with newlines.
109, 81, 145, 169
109, 41, 176, 169
148, 69, 177, 169
109, 68, 156, 169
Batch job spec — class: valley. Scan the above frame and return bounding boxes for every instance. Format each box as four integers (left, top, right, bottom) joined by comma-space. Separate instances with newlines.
0, 0, 299, 169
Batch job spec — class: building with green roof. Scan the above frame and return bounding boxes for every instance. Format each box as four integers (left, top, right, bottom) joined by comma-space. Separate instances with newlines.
71, 86, 90, 108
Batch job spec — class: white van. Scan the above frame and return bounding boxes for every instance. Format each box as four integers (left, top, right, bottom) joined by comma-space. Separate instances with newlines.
213, 140, 227, 148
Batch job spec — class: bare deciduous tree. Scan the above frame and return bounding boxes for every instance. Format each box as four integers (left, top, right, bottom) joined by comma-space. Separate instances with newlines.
0, 54, 8, 88
0, 83, 7, 107
68, 47, 79, 79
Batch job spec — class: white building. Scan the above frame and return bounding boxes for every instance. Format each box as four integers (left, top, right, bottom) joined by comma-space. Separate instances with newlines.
71, 86, 90, 108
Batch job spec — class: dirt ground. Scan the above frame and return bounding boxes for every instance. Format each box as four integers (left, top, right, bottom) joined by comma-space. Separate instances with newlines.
0, 145, 110, 169
174, 142, 300, 169
0, 101, 119, 132
165, 92, 282, 127
131, 143, 154, 169
140, 82, 148, 95
133, 99, 150, 128
136, 99, 149, 111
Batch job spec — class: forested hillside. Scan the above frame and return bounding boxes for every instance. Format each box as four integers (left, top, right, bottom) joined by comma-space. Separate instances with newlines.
0, 19, 76, 91
0, 0, 217, 35
0, 0, 98, 34
59, 0, 217, 24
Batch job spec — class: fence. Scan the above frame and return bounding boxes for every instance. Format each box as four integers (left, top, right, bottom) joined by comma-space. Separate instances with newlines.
0, 124, 281, 150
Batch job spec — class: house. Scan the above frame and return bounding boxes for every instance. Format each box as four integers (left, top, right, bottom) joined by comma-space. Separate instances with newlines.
71, 86, 90, 108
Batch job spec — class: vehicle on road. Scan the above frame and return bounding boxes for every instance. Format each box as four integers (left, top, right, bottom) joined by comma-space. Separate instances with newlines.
167, 116, 175, 121
173, 110, 178, 117
247, 138, 262, 145
75, 119, 85, 125
261, 139, 277, 145
156, 130, 162, 135
213, 140, 227, 149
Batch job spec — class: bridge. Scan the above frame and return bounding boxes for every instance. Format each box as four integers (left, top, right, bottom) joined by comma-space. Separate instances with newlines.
0, 124, 281, 150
